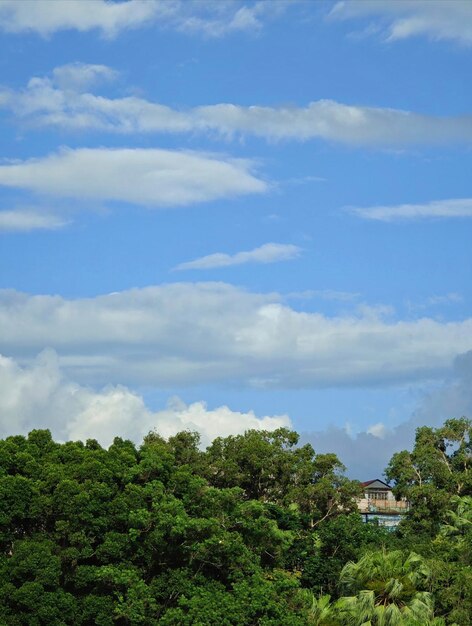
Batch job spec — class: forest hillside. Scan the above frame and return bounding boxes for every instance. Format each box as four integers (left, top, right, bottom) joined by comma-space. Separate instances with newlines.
0, 418, 470, 625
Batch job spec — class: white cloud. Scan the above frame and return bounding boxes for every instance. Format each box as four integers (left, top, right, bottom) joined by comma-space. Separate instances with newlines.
0, 209, 67, 232
0, 0, 162, 37
0, 350, 290, 447
0, 0, 284, 38
285, 290, 360, 302
175, 243, 301, 271
351, 198, 472, 221
0, 148, 267, 208
427, 293, 463, 306
51, 62, 119, 91
2, 347, 470, 476
366, 422, 389, 439
172, 1, 285, 38
311, 290, 360, 302
146, 397, 291, 447
177, 101, 472, 146
2, 66, 472, 147
331, 0, 472, 46
1, 283, 472, 389
406, 293, 464, 314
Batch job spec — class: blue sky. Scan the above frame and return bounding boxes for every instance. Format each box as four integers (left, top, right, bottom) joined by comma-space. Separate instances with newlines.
0, 0, 471, 476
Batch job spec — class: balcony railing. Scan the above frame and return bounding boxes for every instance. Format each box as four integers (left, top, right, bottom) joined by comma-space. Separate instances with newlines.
357, 498, 409, 514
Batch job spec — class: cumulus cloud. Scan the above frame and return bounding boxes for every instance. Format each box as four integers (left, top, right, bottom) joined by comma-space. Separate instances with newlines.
0, 209, 68, 232
2, 66, 472, 147
303, 423, 404, 480
2, 347, 470, 476
1, 283, 472, 389
0, 148, 267, 208
331, 0, 472, 46
0, 0, 285, 38
0, 350, 291, 447
174, 243, 301, 271
304, 349, 472, 478
350, 198, 472, 221
366, 422, 389, 439
146, 398, 291, 447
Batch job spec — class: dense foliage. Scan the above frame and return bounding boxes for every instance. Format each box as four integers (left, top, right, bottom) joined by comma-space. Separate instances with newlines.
0, 420, 470, 625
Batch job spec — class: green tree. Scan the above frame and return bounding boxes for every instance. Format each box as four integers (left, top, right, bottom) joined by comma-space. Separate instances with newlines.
0, 424, 467, 625
385, 418, 471, 536
336, 550, 438, 625
429, 495, 472, 625
307, 594, 338, 625
438, 494, 472, 555
204, 428, 361, 526
293, 513, 392, 597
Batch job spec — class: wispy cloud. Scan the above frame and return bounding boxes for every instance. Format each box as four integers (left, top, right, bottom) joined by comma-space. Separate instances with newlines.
51, 62, 118, 90
2, 65, 472, 147
285, 290, 360, 302
174, 243, 301, 271
0, 0, 161, 38
427, 293, 463, 306
0, 147, 267, 209
0, 0, 287, 39
350, 198, 472, 221
405, 293, 463, 314
0, 209, 68, 232
174, 0, 288, 38
312, 289, 360, 302
331, 0, 472, 46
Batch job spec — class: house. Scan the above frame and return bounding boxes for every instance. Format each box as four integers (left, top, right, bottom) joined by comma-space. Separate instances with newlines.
357, 479, 409, 530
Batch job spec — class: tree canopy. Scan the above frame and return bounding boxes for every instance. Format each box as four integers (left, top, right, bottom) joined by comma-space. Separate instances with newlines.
0, 418, 470, 625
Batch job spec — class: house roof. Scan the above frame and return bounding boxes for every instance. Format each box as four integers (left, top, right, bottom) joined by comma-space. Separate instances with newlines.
361, 479, 391, 489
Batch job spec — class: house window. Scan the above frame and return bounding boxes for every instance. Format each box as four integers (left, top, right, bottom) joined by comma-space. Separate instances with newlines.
367, 491, 388, 500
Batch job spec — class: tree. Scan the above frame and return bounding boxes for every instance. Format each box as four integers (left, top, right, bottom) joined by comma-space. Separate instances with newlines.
204, 428, 307, 501
294, 513, 392, 597
429, 496, 472, 625
204, 428, 361, 526
438, 495, 472, 556
385, 418, 471, 535
307, 594, 338, 626
0, 424, 467, 625
336, 550, 438, 625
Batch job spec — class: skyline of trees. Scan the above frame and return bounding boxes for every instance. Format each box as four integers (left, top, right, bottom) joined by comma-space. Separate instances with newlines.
0, 417, 470, 625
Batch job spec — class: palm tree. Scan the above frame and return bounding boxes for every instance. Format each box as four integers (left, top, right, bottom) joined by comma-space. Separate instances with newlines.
335, 550, 437, 626
439, 495, 472, 550
307, 594, 338, 625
